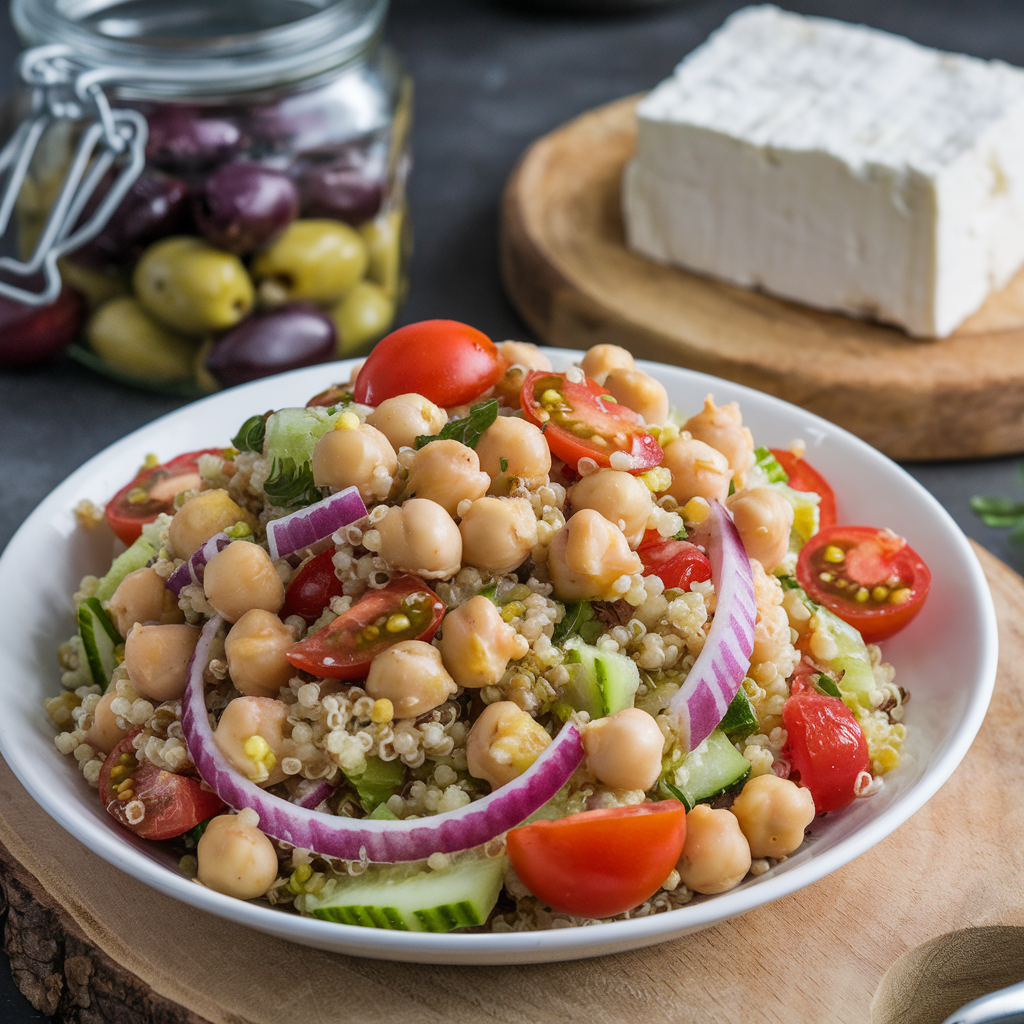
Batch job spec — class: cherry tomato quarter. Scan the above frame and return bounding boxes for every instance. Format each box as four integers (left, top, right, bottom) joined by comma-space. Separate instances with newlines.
505, 801, 686, 919
638, 535, 712, 591
353, 320, 503, 407
98, 734, 223, 840
105, 448, 223, 546
782, 689, 869, 814
796, 525, 931, 643
281, 550, 347, 624
286, 574, 445, 679
520, 370, 663, 474
769, 449, 837, 528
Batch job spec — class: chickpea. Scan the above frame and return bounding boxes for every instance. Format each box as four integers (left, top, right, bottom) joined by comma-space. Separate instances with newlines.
204, 541, 285, 623
376, 498, 462, 579
365, 640, 457, 718
579, 343, 634, 384
197, 813, 279, 900
85, 689, 128, 754
466, 701, 552, 789
726, 487, 794, 573
676, 804, 752, 895
475, 416, 551, 495
570, 469, 652, 549
311, 422, 397, 503
123, 623, 201, 702
459, 497, 537, 575
225, 609, 296, 698
365, 393, 447, 452
168, 490, 257, 560
602, 367, 670, 426
547, 509, 643, 602
108, 566, 183, 636
437, 595, 520, 688
213, 696, 291, 786
751, 559, 791, 670
660, 437, 731, 506
583, 708, 664, 791
684, 395, 755, 486
403, 440, 490, 516
730, 774, 816, 858
497, 340, 552, 372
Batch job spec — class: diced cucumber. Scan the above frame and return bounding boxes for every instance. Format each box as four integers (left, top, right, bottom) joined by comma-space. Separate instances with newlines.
719, 686, 758, 739
368, 803, 399, 820
343, 756, 406, 812
301, 854, 507, 932
807, 601, 876, 708
265, 407, 344, 467
93, 514, 168, 602
660, 728, 751, 811
561, 639, 639, 719
77, 597, 123, 692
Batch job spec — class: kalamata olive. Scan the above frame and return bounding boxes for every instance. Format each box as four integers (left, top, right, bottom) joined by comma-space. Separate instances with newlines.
0, 286, 85, 368
298, 161, 384, 224
193, 163, 299, 255
203, 304, 337, 387
70, 169, 191, 272
145, 107, 244, 174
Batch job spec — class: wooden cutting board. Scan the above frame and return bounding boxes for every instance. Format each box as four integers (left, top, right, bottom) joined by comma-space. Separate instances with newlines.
500, 97, 1024, 462
0, 540, 1021, 1024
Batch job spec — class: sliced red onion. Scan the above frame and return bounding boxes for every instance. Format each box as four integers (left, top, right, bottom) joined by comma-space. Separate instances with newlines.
266, 486, 367, 562
182, 616, 583, 862
667, 500, 756, 752
294, 779, 337, 810
165, 532, 230, 597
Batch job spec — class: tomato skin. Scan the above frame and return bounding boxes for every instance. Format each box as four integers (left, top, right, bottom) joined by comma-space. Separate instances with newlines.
770, 449, 837, 528
796, 525, 931, 643
105, 448, 223, 546
638, 536, 712, 591
281, 550, 346, 624
353, 320, 503, 407
520, 370, 663, 474
98, 734, 223, 841
306, 384, 350, 408
286, 574, 445, 680
506, 801, 686, 919
782, 689, 869, 814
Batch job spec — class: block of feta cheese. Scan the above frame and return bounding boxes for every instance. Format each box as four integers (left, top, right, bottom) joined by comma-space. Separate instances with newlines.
622, 5, 1024, 337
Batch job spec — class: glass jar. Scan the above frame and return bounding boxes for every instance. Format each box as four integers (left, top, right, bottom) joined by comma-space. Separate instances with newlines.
4, 0, 411, 393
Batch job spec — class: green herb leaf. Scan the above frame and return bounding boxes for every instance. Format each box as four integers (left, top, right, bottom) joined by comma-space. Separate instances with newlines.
814, 674, 843, 699
673, 525, 688, 541
660, 778, 693, 812
181, 818, 213, 850
552, 601, 603, 645
478, 584, 499, 605
231, 414, 268, 454
500, 456, 509, 473
415, 399, 499, 450
970, 495, 1024, 526
777, 575, 802, 591
754, 445, 789, 484
263, 458, 322, 510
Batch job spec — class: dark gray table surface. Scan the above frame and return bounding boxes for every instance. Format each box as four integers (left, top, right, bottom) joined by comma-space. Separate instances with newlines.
1, 0, 1022, 1020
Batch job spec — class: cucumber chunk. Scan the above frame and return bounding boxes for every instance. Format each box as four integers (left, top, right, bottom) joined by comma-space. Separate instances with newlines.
301, 854, 506, 933
808, 602, 876, 708
77, 597, 123, 692
660, 728, 751, 811
94, 515, 168, 602
561, 639, 639, 719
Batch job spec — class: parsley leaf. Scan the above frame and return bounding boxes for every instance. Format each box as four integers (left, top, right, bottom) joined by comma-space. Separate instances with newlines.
500, 456, 509, 473
415, 399, 499, 450
814, 674, 843, 699
552, 601, 603, 645
231, 414, 268, 454
263, 458, 322, 509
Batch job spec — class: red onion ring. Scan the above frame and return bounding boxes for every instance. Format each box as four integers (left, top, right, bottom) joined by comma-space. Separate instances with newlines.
165, 532, 230, 597
266, 487, 367, 562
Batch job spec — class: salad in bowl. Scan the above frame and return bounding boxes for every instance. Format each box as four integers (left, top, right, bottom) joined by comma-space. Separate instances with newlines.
46, 320, 931, 936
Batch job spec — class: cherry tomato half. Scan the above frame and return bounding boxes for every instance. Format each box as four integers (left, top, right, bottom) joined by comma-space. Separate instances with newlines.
306, 383, 350, 408
770, 449, 837, 528
98, 734, 223, 841
286, 574, 445, 680
506, 801, 686, 919
796, 525, 931, 643
105, 448, 223, 546
782, 687, 869, 814
281, 550, 347, 624
638, 533, 712, 591
520, 370, 663, 474
352, 320, 503, 407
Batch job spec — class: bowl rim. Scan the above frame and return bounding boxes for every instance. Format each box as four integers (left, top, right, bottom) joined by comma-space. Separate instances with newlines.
0, 351, 998, 963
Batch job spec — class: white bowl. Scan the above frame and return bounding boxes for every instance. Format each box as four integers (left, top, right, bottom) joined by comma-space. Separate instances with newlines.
0, 352, 997, 965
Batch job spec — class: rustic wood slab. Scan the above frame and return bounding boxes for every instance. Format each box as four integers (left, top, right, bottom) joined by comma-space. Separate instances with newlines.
0, 541, 1019, 1024
500, 96, 1024, 461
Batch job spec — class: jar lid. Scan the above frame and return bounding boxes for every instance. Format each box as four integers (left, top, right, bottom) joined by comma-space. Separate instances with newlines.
11, 0, 389, 96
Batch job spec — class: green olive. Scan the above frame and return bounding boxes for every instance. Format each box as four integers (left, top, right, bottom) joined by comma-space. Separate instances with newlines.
359, 209, 405, 298
57, 259, 129, 310
133, 236, 254, 336
330, 281, 395, 356
252, 219, 367, 305
86, 296, 198, 380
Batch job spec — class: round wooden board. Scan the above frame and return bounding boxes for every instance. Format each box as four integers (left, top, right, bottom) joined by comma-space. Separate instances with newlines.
0, 542, 1022, 1024
500, 97, 1024, 461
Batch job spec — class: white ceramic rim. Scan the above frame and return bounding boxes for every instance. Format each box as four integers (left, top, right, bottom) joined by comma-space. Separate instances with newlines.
0, 351, 998, 964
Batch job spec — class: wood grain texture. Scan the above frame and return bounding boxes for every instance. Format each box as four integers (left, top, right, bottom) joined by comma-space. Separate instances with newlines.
500, 97, 1024, 461
0, 541, 1018, 1024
